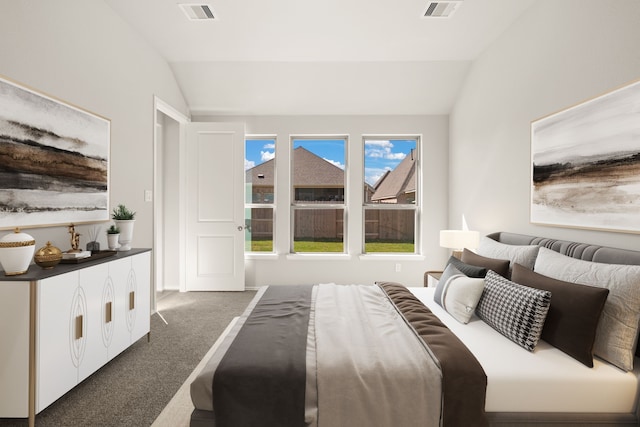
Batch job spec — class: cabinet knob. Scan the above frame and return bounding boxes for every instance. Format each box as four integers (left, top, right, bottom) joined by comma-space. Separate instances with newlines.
129, 291, 135, 310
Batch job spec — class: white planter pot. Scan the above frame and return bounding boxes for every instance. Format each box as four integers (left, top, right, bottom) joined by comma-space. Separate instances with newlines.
114, 220, 135, 251
107, 234, 120, 250
0, 228, 36, 276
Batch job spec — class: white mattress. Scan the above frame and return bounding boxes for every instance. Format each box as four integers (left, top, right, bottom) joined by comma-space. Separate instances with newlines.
409, 287, 640, 413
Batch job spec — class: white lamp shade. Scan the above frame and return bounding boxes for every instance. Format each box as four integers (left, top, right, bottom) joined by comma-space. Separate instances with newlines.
439, 230, 480, 250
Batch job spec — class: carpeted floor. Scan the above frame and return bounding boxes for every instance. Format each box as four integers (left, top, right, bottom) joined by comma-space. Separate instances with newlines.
151, 317, 239, 427
0, 290, 256, 427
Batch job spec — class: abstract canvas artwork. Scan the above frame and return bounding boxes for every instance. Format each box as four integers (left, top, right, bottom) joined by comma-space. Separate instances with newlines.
531, 79, 640, 233
0, 76, 110, 229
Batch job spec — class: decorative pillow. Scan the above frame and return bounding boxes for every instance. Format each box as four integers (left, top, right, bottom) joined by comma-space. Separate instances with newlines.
476, 270, 551, 351
445, 256, 487, 278
434, 264, 485, 324
534, 247, 640, 371
461, 249, 510, 278
477, 236, 540, 271
511, 263, 609, 367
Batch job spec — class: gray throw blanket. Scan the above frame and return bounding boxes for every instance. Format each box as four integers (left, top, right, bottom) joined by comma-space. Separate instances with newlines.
192, 283, 487, 427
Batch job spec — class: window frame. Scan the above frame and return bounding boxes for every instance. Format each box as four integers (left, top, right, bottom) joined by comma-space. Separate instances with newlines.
290, 135, 349, 254
362, 135, 421, 255
244, 135, 277, 255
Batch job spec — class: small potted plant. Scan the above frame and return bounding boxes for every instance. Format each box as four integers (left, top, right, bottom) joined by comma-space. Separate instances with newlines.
112, 204, 136, 221
106, 224, 120, 250
112, 204, 136, 251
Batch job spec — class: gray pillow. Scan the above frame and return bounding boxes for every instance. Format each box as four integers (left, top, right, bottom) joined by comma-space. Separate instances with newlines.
534, 247, 640, 371
477, 236, 540, 272
434, 264, 485, 324
446, 256, 487, 278
476, 270, 551, 351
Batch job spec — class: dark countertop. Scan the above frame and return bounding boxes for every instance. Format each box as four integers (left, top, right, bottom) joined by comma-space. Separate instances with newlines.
0, 248, 151, 281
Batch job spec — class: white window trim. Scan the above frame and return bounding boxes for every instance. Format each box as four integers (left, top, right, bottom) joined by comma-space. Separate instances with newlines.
290, 134, 349, 254
245, 135, 277, 254
362, 135, 422, 256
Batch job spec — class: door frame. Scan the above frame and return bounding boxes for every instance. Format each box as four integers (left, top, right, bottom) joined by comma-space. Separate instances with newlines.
153, 97, 190, 297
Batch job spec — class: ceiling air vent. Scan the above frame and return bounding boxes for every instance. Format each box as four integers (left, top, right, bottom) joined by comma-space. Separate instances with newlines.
179, 4, 216, 20
423, 1, 463, 18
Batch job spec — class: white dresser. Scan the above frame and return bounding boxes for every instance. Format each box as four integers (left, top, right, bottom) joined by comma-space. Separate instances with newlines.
0, 249, 151, 427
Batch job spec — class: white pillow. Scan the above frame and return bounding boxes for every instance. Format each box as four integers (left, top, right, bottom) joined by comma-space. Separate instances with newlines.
477, 236, 540, 271
534, 247, 640, 371
434, 264, 485, 324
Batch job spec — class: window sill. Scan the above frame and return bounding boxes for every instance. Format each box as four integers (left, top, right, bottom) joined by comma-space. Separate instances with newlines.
286, 253, 353, 261
359, 254, 425, 261
245, 253, 279, 260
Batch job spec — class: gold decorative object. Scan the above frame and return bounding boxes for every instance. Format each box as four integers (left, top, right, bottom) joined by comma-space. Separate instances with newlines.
0, 227, 36, 275
34, 241, 63, 269
67, 224, 81, 253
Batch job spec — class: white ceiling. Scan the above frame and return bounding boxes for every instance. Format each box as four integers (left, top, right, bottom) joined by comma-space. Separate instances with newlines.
104, 0, 535, 115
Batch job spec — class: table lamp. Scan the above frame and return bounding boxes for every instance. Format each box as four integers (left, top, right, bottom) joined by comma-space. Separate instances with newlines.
440, 230, 479, 259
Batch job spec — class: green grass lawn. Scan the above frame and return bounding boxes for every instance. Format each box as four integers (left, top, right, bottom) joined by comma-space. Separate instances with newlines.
248, 240, 414, 253
365, 242, 415, 253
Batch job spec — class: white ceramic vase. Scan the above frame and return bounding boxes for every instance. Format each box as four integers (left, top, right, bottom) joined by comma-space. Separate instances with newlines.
107, 234, 120, 250
115, 220, 135, 251
0, 228, 36, 276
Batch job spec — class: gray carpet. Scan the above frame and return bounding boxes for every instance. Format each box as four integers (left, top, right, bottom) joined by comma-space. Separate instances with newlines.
0, 290, 256, 427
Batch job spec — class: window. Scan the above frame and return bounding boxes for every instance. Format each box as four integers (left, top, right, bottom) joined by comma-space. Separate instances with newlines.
291, 137, 347, 253
363, 137, 419, 253
245, 137, 276, 252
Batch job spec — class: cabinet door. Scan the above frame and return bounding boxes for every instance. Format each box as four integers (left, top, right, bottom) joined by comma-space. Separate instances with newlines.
0, 282, 30, 417
129, 252, 151, 342
78, 263, 109, 382
108, 257, 132, 359
37, 272, 80, 412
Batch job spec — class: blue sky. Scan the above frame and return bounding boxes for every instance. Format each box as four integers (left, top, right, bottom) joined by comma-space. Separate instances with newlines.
364, 139, 415, 185
246, 138, 416, 185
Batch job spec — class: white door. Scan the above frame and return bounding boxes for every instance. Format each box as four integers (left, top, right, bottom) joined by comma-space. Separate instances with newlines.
185, 122, 245, 291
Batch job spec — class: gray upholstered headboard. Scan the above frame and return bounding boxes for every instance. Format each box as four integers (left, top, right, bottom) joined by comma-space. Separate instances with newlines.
488, 231, 640, 358
487, 231, 640, 266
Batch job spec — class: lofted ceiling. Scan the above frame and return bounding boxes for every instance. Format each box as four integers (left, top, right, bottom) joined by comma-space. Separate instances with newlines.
104, 0, 535, 115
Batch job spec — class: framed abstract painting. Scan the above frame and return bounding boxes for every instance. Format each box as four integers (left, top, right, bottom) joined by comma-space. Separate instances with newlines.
531, 79, 640, 233
0, 76, 110, 230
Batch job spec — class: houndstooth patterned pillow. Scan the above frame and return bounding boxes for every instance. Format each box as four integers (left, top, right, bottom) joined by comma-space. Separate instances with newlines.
476, 270, 552, 351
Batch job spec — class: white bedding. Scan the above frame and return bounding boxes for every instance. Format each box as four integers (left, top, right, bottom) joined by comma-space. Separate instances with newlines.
410, 287, 640, 413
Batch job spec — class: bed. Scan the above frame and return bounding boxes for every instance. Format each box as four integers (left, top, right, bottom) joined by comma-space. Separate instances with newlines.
189, 231, 640, 426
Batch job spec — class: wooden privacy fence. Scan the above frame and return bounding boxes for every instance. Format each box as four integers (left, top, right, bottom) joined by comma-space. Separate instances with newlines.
247, 208, 273, 239
365, 209, 414, 241
294, 209, 344, 239
247, 208, 414, 241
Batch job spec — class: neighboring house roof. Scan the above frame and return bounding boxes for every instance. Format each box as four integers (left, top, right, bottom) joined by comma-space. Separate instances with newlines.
371, 150, 416, 201
246, 146, 344, 187
292, 146, 344, 187
246, 158, 275, 186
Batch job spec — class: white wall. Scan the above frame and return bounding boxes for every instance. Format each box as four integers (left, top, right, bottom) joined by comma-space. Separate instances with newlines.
0, 0, 188, 253
450, 0, 640, 250
157, 112, 182, 290
194, 114, 449, 287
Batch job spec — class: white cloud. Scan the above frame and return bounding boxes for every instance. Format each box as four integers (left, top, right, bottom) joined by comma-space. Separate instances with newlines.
364, 139, 406, 160
324, 158, 345, 169
261, 150, 275, 162
245, 159, 255, 170
365, 140, 393, 148
365, 167, 391, 186
263, 143, 275, 149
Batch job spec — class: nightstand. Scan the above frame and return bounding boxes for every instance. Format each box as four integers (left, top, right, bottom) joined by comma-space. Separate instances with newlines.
424, 270, 443, 287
